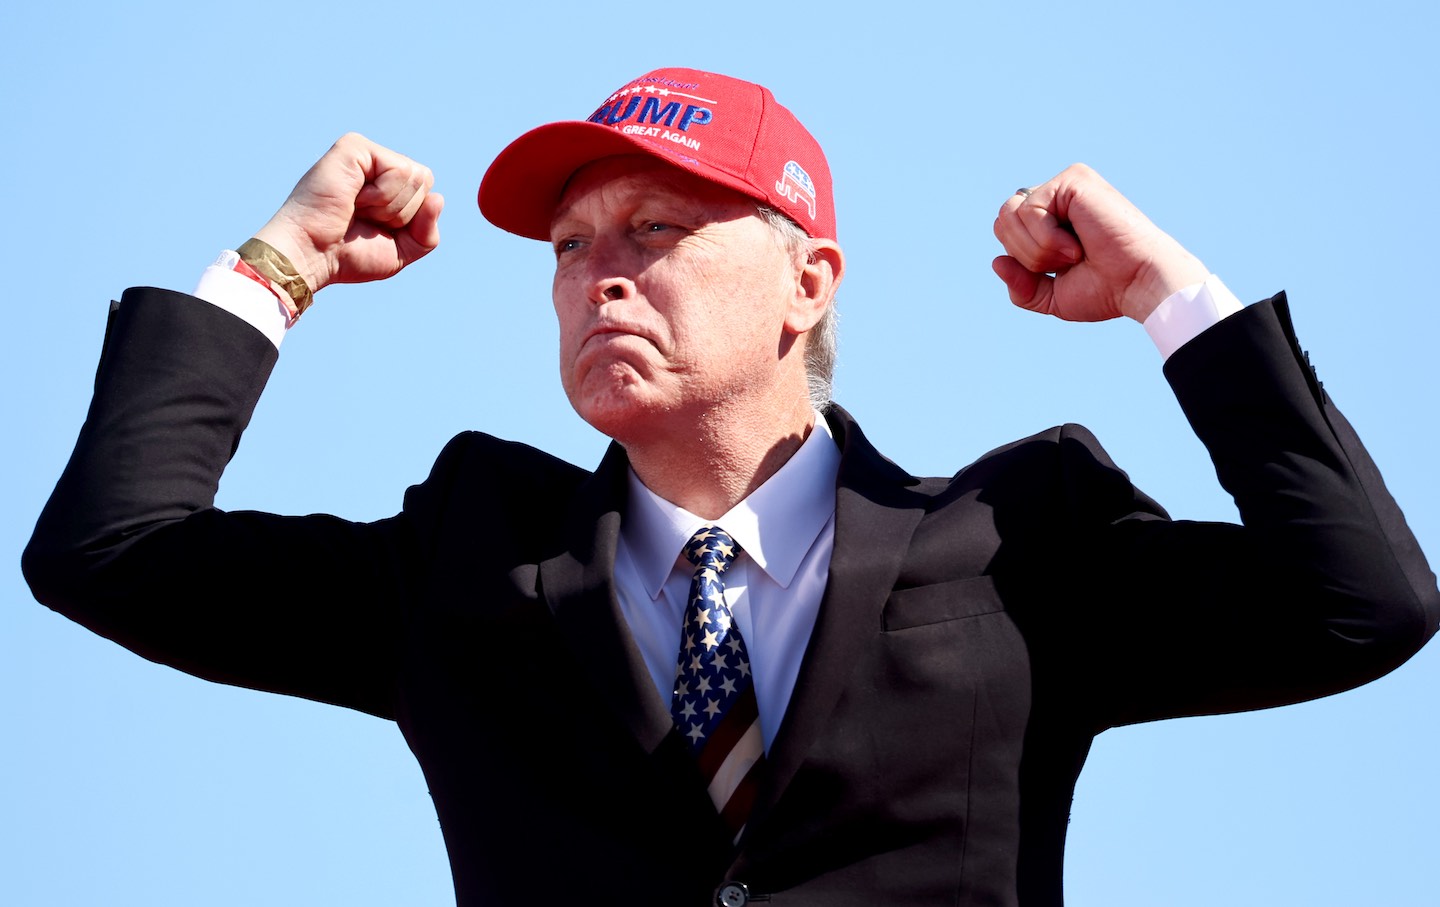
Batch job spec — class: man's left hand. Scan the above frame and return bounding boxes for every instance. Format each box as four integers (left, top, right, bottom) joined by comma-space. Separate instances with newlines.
992, 164, 1208, 323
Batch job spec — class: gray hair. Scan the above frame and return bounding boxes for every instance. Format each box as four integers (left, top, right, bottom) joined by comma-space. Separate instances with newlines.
757, 206, 837, 410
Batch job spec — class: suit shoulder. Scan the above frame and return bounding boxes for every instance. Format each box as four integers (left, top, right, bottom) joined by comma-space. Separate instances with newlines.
435, 430, 591, 480
395, 431, 596, 568
931, 423, 1106, 488
417, 430, 591, 506
917, 422, 1159, 520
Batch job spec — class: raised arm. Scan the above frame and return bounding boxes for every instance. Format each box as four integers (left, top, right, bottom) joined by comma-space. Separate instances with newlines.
22, 136, 448, 717
986, 165, 1438, 724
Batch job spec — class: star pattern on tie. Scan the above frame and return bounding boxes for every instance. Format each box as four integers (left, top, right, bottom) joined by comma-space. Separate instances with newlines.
670, 526, 765, 840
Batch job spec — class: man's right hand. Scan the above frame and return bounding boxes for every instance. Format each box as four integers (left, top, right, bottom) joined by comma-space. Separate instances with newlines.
250, 133, 443, 295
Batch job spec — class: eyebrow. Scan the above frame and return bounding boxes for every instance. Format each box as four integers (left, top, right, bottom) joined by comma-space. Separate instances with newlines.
551, 182, 693, 235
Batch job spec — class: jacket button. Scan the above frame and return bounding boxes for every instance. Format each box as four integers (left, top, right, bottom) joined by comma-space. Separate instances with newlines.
715, 881, 750, 907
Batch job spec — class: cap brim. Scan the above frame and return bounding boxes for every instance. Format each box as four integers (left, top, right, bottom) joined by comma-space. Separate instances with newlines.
478, 119, 766, 242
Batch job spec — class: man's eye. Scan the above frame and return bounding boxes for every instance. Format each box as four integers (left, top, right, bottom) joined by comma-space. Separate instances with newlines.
554, 238, 582, 255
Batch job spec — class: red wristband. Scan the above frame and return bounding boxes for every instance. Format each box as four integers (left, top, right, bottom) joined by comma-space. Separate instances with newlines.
231, 256, 274, 292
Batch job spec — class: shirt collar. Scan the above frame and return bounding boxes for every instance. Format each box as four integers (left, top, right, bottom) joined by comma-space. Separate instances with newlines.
623, 413, 841, 599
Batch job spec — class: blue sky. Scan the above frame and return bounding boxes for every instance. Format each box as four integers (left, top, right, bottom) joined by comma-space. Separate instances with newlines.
4, 2, 1436, 905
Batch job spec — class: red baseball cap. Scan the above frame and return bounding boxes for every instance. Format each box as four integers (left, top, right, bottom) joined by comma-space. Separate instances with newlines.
478, 67, 836, 242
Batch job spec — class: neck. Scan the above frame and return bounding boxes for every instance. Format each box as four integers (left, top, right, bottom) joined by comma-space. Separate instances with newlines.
624, 394, 817, 520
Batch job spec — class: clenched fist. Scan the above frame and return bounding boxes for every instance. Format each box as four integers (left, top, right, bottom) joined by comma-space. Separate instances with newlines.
992, 164, 1207, 323
251, 133, 444, 295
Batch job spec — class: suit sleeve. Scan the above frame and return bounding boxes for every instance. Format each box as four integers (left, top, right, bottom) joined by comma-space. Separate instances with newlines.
1056, 295, 1439, 728
21, 288, 458, 719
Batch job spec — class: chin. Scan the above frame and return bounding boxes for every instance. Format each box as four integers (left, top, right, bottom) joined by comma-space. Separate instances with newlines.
568, 383, 671, 445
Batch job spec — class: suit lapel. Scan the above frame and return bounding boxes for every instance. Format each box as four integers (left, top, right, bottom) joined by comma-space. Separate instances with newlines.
537, 442, 676, 755
747, 406, 927, 831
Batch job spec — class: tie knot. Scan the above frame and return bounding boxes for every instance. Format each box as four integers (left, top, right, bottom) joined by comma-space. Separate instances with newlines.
684, 526, 740, 574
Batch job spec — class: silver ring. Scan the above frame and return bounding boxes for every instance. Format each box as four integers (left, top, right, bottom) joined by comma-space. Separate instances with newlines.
1015, 187, 1033, 199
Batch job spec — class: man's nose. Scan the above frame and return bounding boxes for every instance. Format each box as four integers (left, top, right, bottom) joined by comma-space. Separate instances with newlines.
586, 235, 639, 305
588, 274, 637, 305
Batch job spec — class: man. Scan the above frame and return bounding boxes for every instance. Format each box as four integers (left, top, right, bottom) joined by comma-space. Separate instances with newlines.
23, 67, 1439, 906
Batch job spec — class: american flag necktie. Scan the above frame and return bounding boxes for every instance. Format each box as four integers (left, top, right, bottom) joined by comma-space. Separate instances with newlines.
671, 526, 765, 841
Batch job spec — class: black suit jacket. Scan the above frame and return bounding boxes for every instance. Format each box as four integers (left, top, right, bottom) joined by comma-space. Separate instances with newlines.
23, 288, 1439, 906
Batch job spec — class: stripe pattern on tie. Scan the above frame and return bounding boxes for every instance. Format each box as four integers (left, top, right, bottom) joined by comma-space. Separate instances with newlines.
671, 526, 765, 840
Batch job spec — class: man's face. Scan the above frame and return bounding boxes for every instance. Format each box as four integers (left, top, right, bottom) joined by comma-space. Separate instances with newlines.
550, 156, 804, 445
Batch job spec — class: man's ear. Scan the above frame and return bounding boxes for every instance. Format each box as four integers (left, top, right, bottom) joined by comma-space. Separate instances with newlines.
784, 239, 845, 335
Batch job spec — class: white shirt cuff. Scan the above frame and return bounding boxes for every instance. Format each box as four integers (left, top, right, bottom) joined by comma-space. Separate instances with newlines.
193, 254, 293, 349
1143, 274, 1245, 360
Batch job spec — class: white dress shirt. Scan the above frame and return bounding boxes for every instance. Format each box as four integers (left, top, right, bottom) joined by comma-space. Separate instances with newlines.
614, 414, 841, 752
